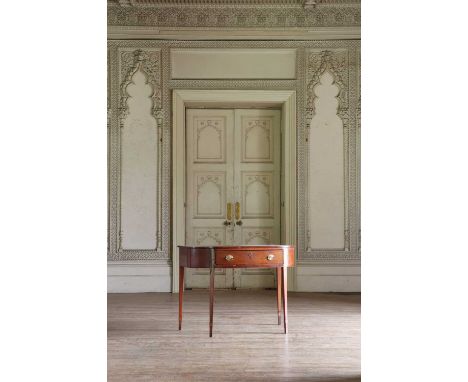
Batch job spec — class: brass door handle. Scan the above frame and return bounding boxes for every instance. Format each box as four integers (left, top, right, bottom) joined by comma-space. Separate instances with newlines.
227, 202, 232, 221
224, 202, 232, 226
267, 254, 275, 261
225, 255, 234, 261
235, 202, 241, 225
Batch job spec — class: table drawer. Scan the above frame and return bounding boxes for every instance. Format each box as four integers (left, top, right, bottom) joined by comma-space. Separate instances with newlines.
215, 249, 283, 267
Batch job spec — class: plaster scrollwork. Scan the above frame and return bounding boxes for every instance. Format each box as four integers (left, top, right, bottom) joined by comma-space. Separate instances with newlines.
109, 46, 165, 261
304, 47, 352, 259
356, 94, 361, 253
245, 175, 271, 198
245, 230, 271, 244
196, 230, 222, 246
114, 0, 357, 5
245, 120, 271, 144
197, 175, 222, 196
197, 120, 222, 141
119, 49, 162, 120
107, 4, 360, 28
306, 49, 348, 123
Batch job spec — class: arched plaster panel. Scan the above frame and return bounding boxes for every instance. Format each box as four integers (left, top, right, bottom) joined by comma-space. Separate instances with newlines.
308, 71, 345, 249
120, 69, 158, 249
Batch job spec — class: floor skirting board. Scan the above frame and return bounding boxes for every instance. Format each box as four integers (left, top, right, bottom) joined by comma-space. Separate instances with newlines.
108, 263, 172, 293
296, 265, 361, 292
108, 264, 360, 293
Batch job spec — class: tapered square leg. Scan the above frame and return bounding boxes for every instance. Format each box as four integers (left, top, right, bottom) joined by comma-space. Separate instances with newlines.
178, 266, 184, 330
276, 267, 282, 325
209, 266, 215, 337
281, 266, 288, 334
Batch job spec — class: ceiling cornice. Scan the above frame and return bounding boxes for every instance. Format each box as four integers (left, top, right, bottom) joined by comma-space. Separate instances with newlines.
110, 0, 359, 6
108, 0, 360, 29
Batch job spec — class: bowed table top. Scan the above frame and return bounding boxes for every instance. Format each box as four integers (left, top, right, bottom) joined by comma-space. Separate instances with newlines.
178, 245, 295, 337
178, 245, 295, 268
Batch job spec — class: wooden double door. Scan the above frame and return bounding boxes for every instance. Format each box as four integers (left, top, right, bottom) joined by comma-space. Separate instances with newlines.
185, 108, 282, 289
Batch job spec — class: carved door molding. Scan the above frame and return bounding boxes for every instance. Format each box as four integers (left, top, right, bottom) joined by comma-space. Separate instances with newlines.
172, 89, 296, 292
184, 109, 281, 289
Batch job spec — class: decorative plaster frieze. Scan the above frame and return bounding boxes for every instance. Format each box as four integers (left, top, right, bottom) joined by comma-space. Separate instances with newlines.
107, 4, 360, 28
111, 0, 359, 7
356, 46, 361, 253
348, 46, 358, 253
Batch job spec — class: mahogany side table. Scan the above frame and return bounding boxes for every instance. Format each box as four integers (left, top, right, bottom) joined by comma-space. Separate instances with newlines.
178, 245, 295, 337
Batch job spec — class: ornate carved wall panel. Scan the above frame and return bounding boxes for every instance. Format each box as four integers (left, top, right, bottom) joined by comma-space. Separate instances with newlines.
108, 47, 165, 260
120, 68, 158, 249
107, 39, 360, 264
302, 47, 359, 262
307, 70, 345, 250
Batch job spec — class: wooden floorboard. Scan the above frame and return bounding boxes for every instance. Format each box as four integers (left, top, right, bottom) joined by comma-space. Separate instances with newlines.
108, 290, 360, 381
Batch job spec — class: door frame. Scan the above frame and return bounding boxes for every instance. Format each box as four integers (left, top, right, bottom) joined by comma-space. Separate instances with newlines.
172, 90, 296, 292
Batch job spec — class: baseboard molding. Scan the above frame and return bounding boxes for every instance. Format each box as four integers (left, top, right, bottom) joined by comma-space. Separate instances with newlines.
295, 265, 361, 292
108, 262, 172, 293
108, 263, 360, 293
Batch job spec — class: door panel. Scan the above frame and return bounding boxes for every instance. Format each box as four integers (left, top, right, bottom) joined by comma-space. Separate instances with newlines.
233, 109, 281, 288
185, 108, 281, 289
185, 109, 234, 288
241, 227, 273, 245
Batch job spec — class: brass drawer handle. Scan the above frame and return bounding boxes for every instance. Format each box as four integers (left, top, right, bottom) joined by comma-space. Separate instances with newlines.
225, 255, 234, 261
267, 254, 275, 261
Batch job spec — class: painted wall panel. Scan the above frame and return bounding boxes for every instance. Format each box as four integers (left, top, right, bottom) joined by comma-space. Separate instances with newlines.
171, 49, 296, 79
120, 69, 158, 249
308, 71, 345, 249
